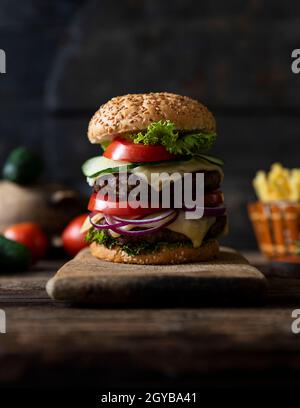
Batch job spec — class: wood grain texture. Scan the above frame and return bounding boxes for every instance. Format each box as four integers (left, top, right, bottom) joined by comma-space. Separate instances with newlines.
0, 253, 299, 387
46, 247, 266, 306
0, 305, 299, 388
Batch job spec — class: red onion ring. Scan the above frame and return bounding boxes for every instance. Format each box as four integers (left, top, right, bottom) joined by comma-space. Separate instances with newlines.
89, 205, 225, 234
111, 210, 176, 225
104, 211, 178, 236
89, 212, 126, 230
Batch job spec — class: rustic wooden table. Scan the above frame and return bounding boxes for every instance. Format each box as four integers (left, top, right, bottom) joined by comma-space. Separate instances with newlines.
0, 252, 300, 389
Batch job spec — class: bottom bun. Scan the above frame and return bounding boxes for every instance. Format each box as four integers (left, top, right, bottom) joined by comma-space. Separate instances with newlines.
90, 239, 219, 265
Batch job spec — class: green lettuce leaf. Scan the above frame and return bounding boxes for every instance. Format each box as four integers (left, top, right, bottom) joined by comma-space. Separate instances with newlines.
85, 228, 192, 256
128, 120, 216, 156
85, 228, 116, 249
100, 141, 110, 152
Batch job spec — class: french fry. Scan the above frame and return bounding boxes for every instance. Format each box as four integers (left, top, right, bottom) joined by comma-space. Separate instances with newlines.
290, 169, 300, 202
253, 163, 300, 202
253, 171, 269, 202
268, 163, 291, 200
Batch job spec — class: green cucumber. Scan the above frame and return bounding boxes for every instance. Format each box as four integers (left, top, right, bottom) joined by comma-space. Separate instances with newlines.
0, 236, 31, 272
82, 155, 192, 178
2, 147, 44, 185
82, 156, 135, 177
197, 154, 224, 166
87, 164, 138, 178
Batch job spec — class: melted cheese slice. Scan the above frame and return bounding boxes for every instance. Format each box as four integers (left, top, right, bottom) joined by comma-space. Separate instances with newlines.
133, 158, 223, 191
166, 212, 216, 248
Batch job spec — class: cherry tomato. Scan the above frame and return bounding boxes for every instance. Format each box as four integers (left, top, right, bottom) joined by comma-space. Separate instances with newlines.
103, 137, 176, 162
4, 223, 48, 263
62, 214, 89, 257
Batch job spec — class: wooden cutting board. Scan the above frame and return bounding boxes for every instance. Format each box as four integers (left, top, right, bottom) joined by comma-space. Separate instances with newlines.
46, 247, 266, 306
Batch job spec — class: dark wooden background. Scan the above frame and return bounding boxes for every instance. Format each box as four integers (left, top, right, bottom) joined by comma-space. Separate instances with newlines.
1, 0, 300, 248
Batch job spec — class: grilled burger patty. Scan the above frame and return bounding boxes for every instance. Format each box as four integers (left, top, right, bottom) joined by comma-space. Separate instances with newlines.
94, 170, 222, 195
109, 215, 227, 247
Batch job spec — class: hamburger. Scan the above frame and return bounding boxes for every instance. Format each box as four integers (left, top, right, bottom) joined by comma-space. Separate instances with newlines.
81, 93, 227, 264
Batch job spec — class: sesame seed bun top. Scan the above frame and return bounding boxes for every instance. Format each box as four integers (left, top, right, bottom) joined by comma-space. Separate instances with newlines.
88, 92, 216, 144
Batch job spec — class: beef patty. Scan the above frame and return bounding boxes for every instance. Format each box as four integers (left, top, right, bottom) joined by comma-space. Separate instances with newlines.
94, 170, 221, 196
110, 215, 227, 247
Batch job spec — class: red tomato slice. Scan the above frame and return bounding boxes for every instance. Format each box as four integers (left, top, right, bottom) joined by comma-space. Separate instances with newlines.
103, 137, 176, 162
204, 191, 224, 207
88, 190, 224, 216
88, 193, 161, 216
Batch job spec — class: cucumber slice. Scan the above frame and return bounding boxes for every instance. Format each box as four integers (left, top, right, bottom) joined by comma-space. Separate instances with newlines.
88, 164, 139, 178
82, 156, 191, 178
197, 154, 224, 166
82, 156, 133, 177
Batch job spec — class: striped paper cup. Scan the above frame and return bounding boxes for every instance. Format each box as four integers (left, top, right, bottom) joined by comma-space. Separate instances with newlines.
248, 202, 300, 258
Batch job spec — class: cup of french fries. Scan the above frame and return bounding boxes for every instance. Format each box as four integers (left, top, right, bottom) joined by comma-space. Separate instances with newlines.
248, 163, 300, 258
